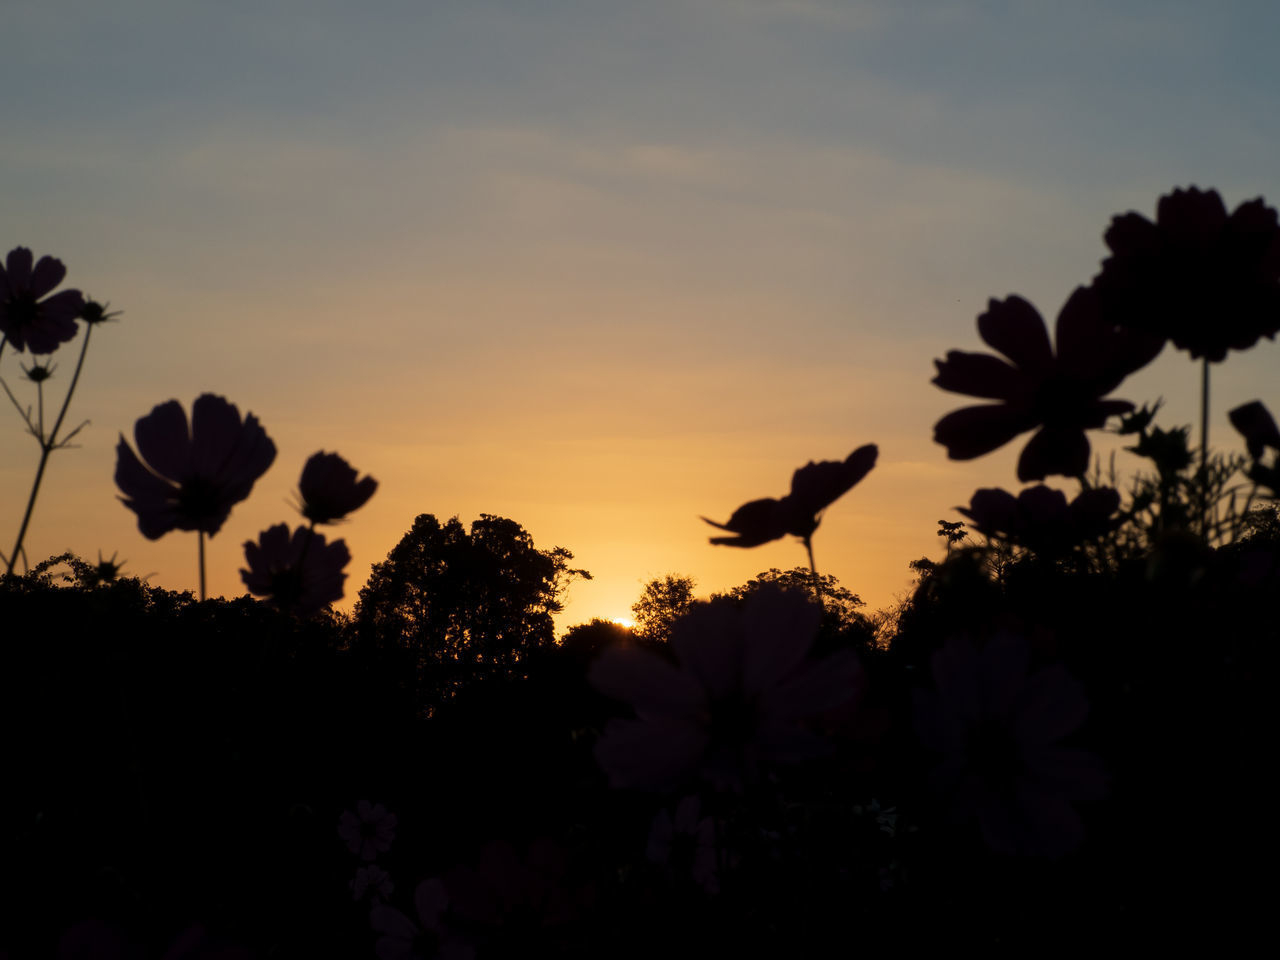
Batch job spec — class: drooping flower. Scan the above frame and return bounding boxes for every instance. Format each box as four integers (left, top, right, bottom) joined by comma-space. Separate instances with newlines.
1229, 400, 1280, 494
590, 587, 862, 790
1228, 400, 1280, 461
298, 451, 378, 523
240, 523, 350, 615
933, 287, 1161, 481
115, 394, 276, 539
1092, 186, 1280, 362
703, 444, 878, 547
338, 799, 398, 862
957, 485, 1121, 554
0, 246, 84, 354
913, 633, 1107, 858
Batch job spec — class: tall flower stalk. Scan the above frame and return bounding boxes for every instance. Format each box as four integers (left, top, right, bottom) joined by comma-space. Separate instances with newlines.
2, 303, 114, 575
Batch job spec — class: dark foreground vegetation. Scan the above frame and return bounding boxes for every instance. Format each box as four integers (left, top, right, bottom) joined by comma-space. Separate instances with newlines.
2, 507, 1275, 956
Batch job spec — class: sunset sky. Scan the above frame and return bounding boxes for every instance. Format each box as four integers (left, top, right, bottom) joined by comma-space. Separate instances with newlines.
4, 1, 1280, 631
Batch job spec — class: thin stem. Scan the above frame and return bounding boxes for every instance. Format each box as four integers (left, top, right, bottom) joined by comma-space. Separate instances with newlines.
46, 324, 94, 447
1199, 358, 1210, 539
4, 326, 95, 577
803, 536, 822, 607
6, 448, 52, 576
198, 530, 206, 601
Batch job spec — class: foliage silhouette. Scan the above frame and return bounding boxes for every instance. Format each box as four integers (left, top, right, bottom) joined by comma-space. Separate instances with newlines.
354, 513, 589, 713
629, 573, 697, 644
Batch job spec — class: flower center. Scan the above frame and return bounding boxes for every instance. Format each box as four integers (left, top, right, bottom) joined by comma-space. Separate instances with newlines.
6, 293, 38, 330
177, 476, 223, 524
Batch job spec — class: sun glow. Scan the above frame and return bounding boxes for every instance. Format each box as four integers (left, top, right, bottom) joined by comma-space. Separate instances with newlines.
611, 616, 636, 629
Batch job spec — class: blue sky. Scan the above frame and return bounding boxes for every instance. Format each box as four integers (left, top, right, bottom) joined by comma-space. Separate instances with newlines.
4, 1, 1279, 624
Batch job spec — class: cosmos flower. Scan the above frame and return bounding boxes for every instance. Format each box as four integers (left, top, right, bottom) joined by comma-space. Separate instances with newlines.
913, 633, 1107, 858
352, 864, 395, 902
703, 444, 878, 546
933, 287, 1161, 481
590, 587, 861, 791
0, 246, 84, 354
370, 878, 473, 960
1092, 186, 1280, 362
957, 485, 1121, 554
338, 799, 398, 862
298, 450, 378, 523
240, 523, 351, 616
1229, 400, 1280, 494
115, 394, 276, 539
1228, 400, 1280, 460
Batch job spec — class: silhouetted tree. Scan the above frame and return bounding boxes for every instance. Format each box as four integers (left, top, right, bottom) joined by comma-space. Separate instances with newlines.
712, 566, 875, 656
629, 573, 696, 644
354, 514, 589, 711
559, 617, 635, 663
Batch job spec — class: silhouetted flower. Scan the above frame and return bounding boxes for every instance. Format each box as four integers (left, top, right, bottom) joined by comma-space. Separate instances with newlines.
370, 878, 472, 960
958, 485, 1121, 554
590, 587, 861, 790
647, 795, 720, 893
240, 523, 350, 615
914, 633, 1107, 857
79, 298, 121, 326
0, 246, 84, 354
703, 444, 878, 546
338, 799, 398, 862
298, 450, 378, 523
21, 359, 54, 382
1229, 400, 1280, 460
352, 864, 395, 902
1093, 186, 1280, 361
444, 839, 580, 941
1229, 400, 1280, 494
115, 394, 276, 539
933, 287, 1161, 481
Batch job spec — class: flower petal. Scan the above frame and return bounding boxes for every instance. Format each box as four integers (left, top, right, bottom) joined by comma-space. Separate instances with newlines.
28, 255, 67, 299
115, 437, 180, 540
932, 351, 1025, 400
934, 404, 1035, 461
741, 588, 822, 699
134, 400, 192, 481
702, 497, 789, 546
589, 645, 704, 716
1229, 400, 1280, 459
1102, 211, 1159, 259
190, 394, 246, 478
957, 487, 1019, 537
1016, 425, 1090, 482
1014, 664, 1089, 747
5, 247, 32, 288
977, 296, 1053, 374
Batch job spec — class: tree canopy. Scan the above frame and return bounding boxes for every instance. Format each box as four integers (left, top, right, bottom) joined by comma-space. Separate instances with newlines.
354, 513, 588, 710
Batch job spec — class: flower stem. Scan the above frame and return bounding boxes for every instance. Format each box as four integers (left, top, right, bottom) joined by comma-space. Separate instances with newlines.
1199, 357, 1210, 539
197, 530, 206, 602
4, 327, 96, 576
803, 536, 822, 606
